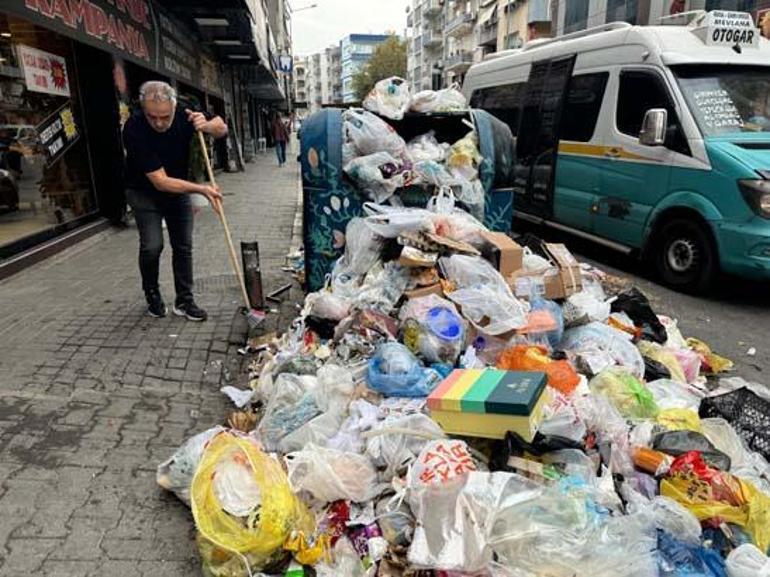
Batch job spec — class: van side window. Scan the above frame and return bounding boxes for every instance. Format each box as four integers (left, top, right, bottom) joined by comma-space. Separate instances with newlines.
616, 70, 691, 156
469, 83, 524, 136
560, 73, 609, 142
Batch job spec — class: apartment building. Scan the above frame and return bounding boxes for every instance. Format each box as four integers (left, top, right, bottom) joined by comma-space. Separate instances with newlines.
499, 0, 552, 49
341, 34, 391, 102
551, 0, 770, 37
305, 50, 329, 114
407, 0, 445, 92
294, 56, 308, 115
326, 45, 344, 105
443, 0, 480, 86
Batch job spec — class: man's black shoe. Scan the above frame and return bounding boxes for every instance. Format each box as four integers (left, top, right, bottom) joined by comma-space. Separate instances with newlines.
146, 291, 167, 318
173, 300, 208, 322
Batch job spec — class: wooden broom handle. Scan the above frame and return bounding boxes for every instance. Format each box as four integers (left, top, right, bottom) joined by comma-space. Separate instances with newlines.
197, 131, 252, 310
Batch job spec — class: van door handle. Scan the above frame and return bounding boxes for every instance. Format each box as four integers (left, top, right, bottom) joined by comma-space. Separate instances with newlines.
605, 148, 621, 159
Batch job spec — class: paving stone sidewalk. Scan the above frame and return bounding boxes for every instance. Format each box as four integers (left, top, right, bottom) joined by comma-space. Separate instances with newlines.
0, 145, 302, 576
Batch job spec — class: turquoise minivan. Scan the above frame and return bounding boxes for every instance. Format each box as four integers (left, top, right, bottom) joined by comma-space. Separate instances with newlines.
463, 11, 770, 291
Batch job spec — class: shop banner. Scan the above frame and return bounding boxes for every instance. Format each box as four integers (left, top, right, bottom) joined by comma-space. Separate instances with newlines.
35, 102, 80, 166
18, 44, 71, 97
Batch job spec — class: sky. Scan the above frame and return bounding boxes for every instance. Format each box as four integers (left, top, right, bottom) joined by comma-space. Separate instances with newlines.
291, 0, 410, 56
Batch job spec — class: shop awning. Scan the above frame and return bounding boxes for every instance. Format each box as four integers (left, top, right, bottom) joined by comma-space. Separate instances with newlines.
478, 3, 498, 28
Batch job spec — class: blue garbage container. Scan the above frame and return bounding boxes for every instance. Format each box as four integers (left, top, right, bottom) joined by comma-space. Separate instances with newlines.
299, 108, 514, 292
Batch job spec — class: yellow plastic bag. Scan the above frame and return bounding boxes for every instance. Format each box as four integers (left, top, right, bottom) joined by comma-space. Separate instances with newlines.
687, 338, 734, 374
657, 409, 702, 433
191, 431, 315, 577
661, 473, 770, 553
637, 341, 687, 384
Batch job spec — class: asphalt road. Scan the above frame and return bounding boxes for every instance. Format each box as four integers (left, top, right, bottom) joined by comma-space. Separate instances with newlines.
514, 222, 770, 383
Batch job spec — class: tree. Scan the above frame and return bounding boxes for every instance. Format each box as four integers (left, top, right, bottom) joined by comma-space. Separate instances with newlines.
352, 35, 407, 102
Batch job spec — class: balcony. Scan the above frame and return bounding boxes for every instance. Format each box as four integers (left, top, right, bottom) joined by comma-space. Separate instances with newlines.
407, 10, 413, 27
422, 29, 442, 49
423, 0, 442, 17
446, 11, 475, 37
477, 24, 497, 47
528, 0, 550, 24
445, 50, 474, 73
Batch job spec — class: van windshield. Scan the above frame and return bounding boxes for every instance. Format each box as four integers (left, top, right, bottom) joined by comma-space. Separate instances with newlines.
673, 65, 770, 136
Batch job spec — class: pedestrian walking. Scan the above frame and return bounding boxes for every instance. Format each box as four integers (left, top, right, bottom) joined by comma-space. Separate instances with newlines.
272, 111, 289, 166
122, 81, 228, 321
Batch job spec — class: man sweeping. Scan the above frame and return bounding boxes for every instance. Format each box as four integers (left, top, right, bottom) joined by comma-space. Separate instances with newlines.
123, 81, 228, 321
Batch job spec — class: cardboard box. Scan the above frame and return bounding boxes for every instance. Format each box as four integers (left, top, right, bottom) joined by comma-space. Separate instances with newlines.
404, 283, 444, 299
427, 368, 550, 441
507, 243, 582, 300
480, 231, 524, 278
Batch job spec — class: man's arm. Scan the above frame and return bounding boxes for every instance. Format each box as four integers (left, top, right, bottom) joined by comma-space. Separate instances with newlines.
146, 167, 222, 211
186, 110, 228, 139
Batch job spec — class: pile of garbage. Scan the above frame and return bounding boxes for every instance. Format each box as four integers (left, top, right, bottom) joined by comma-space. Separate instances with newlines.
342, 77, 487, 221
159, 110, 770, 577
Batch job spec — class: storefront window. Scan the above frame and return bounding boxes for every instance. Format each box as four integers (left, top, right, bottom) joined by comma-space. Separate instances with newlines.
0, 14, 96, 254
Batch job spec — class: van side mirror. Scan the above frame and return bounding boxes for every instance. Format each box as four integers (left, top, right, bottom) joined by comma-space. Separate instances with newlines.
639, 109, 668, 146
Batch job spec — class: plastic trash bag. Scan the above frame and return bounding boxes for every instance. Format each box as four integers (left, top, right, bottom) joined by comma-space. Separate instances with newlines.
657, 409, 703, 433
157, 426, 226, 506
560, 322, 645, 379
213, 450, 263, 518
342, 108, 407, 157
375, 492, 415, 547
366, 413, 445, 481
354, 261, 412, 314
653, 430, 731, 470
726, 544, 770, 577
446, 131, 482, 181
367, 342, 442, 397
638, 340, 688, 384
409, 86, 467, 113
363, 76, 411, 120
699, 387, 770, 461
562, 290, 611, 327
401, 295, 466, 365
672, 347, 703, 384
191, 431, 315, 577
649, 495, 704, 545
574, 393, 636, 476
440, 255, 529, 335
656, 530, 727, 577
611, 287, 667, 344
407, 131, 450, 163
497, 345, 580, 396
315, 536, 368, 577
286, 443, 378, 503
257, 373, 320, 451
538, 400, 587, 443
700, 418, 770, 495
589, 368, 659, 419
413, 160, 456, 189
344, 152, 412, 204
452, 174, 486, 222
518, 297, 564, 349
646, 379, 703, 411
307, 292, 351, 322
687, 338, 734, 375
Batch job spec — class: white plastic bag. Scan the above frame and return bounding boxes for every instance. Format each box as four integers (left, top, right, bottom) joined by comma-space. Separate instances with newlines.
342, 108, 406, 157
561, 322, 645, 379
363, 76, 411, 120
407, 131, 449, 163
410, 86, 467, 113
213, 453, 263, 517
646, 378, 703, 411
344, 152, 410, 204
285, 443, 378, 503
727, 544, 770, 577
365, 413, 445, 481
156, 426, 225, 505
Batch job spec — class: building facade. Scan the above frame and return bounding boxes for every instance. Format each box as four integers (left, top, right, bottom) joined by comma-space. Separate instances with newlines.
340, 33, 389, 103
0, 0, 290, 274
326, 45, 343, 105
499, 0, 552, 49
551, 0, 770, 37
407, 0, 445, 92
293, 56, 308, 115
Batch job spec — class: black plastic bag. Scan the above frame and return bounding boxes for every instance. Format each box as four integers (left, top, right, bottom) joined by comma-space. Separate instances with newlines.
611, 287, 667, 344
644, 356, 672, 381
489, 431, 583, 472
652, 430, 731, 471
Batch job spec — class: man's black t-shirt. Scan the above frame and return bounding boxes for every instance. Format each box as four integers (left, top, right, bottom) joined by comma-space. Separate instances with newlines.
123, 109, 195, 191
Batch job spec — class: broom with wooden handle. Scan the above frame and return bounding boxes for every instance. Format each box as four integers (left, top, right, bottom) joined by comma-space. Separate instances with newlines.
197, 130, 265, 329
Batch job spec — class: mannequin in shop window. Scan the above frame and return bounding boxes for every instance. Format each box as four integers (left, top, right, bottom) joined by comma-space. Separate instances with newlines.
122, 81, 228, 321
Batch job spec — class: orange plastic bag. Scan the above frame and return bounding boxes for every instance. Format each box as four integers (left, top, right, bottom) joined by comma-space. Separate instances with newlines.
498, 344, 581, 395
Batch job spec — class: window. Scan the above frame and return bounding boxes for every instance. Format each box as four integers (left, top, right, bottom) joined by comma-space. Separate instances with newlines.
616, 70, 690, 155
705, 0, 755, 10
469, 82, 525, 136
560, 73, 609, 142
564, 0, 589, 33
606, 0, 637, 24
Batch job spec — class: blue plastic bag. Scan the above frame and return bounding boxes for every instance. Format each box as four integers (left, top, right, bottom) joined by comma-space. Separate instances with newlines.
657, 531, 727, 577
367, 342, 442, 397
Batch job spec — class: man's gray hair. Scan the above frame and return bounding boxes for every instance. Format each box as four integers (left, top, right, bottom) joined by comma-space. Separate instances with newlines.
139, 81, 177, 107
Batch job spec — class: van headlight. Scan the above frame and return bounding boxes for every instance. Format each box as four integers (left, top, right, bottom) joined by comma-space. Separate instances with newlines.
739, 179, 770, 218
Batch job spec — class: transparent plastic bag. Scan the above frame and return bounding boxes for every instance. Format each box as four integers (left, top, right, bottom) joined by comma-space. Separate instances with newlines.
638, 340, 688, 384
344, 152, 411, 204
191, 432, 315, 577
646, 379, 704, 411
453, 175, 485, 221
410, 86, 467, 113
407, 131, 449, 163
257, 374, 320, 451
363, 76, 411, 120
157, 426, 226, 506
285, 443, 378, 503
498, 345, 580, 396
413, 160, 456, 188
354, 261, 412, 314
560, 322, 645, 379
342, 108, 406, 157
589, 368, 659, 420
726, 544, 770, 577
401, 295, 466, 365
307, 291, 351, 322
367, 342, 442, 397
365, 413, 445, 480
446, 131, 482, 181
519, 297, 564, 349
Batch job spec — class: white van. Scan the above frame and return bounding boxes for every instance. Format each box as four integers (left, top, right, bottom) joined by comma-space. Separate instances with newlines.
463, 11, 770, 291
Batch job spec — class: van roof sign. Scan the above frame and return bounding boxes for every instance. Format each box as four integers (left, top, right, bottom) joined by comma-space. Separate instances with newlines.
692, 11, 760, 49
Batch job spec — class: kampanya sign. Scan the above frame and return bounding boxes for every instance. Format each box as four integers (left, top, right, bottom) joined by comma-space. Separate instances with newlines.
22, 0, 152, 62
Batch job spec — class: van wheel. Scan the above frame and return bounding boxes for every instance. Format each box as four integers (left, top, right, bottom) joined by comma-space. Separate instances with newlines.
653, 218, 717, 293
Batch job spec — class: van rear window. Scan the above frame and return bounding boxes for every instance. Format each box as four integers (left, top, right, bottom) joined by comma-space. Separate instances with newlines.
469, 83, 525, 136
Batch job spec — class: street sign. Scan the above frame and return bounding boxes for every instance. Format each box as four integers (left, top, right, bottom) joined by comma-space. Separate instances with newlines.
278, 54, 293, 73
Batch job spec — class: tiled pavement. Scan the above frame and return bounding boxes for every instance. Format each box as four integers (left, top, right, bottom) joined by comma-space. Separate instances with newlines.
0, 145, 302, 576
